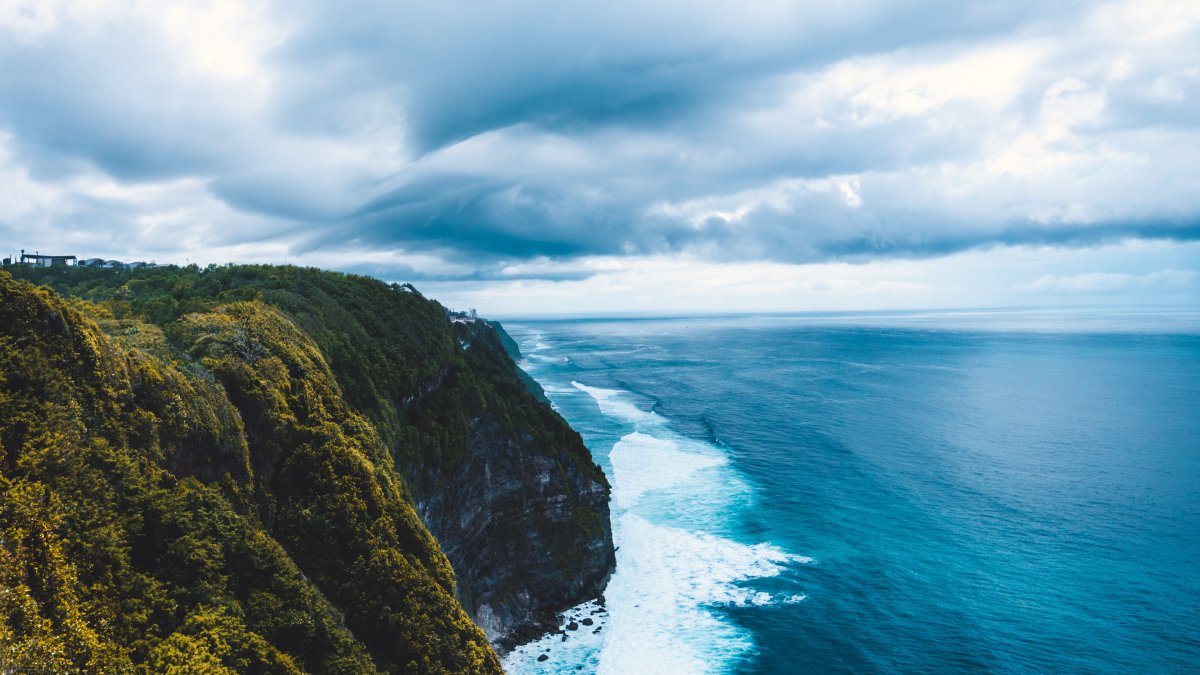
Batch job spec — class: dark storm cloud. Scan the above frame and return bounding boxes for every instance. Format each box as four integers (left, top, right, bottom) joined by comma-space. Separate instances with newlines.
330, 170, 712, 262
272, 0, 1058, 152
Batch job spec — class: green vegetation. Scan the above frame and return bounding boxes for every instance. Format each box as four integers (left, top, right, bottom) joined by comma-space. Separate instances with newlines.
0, 267, 521, 673
6, 264, 603, 487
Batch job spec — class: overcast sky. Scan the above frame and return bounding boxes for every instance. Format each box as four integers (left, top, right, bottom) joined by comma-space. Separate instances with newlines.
2, 0, 1198, 315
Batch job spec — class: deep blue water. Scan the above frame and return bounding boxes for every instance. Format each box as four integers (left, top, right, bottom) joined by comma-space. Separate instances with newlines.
501, 312, 1200, 674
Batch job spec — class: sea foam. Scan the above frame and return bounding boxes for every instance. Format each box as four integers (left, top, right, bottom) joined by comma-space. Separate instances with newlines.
588, 382, 809, 672
595, 513, 808, 674
571, 381, 661, 424
505, 333, 811, 674
608, 431, 725, 510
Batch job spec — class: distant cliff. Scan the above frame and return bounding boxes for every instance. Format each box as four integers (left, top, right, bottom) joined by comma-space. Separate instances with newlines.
0, 265, 614, 672
486, 319, 550, 406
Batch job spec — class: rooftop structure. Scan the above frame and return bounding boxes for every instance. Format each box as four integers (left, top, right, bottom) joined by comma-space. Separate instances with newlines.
20, 250, 77, 267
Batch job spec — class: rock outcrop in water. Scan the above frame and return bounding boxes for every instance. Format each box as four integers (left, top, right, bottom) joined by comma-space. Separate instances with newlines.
0, 265, 614, 671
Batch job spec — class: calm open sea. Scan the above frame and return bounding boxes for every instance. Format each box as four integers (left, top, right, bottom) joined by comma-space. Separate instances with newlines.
500, 310, 1200, 674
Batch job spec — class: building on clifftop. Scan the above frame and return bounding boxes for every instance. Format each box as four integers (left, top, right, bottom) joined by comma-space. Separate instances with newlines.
20, 250, 77, 267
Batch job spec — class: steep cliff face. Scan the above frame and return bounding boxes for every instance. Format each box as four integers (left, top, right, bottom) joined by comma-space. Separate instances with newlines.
220, 271, 614, 645
2, 264, 615, 664
410, 321, 614, 646
420, 418, 611, 645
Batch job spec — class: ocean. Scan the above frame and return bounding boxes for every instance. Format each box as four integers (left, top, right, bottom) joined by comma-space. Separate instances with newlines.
499, 310, 1200, 674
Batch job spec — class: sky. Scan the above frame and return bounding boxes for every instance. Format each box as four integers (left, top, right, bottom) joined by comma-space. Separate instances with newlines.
1, 0, 1198, 315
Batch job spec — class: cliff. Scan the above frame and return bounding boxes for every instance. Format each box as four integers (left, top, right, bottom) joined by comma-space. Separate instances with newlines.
0, 265, 614, 671
486, 320, 550, 407
418, 320, 611, 646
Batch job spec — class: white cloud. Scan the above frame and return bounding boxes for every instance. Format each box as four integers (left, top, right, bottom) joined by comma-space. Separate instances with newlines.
1016, 269, 1198, 293
419, 241, 1200, 316
162, 0, 280, 85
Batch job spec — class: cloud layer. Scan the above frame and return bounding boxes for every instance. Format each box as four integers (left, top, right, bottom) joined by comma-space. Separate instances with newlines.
1, 0, 1198, 307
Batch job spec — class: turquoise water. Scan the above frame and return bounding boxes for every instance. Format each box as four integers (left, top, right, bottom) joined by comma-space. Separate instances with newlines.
501, 311, 1200, 673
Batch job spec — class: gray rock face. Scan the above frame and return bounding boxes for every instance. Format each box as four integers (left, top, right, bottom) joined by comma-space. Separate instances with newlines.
415, 415, 614, 647
409, 322, 615, 648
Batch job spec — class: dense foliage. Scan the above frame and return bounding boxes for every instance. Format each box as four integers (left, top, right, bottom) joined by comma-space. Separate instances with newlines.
0, 268, 514, 673
7, 265, 602, 487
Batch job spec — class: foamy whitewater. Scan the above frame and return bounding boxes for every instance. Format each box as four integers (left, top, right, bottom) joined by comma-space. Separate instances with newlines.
503, 338, 810, 674
501, 313, 1200, 673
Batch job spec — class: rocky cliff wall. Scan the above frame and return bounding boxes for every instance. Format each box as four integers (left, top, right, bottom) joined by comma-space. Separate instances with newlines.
410, 321, 614, 647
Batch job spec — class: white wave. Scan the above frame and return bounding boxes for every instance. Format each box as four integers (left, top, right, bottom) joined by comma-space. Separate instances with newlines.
571, 381, 661, 424
504, 514, 808, 675
507, 377, 814, 674
616, 514, 806, 610
514, 331, 549, 359
596, 514, 807, 675
609, 431, 725, 510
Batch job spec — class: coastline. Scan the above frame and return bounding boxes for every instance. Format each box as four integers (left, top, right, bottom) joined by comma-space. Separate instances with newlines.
500, 326, 811, 674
